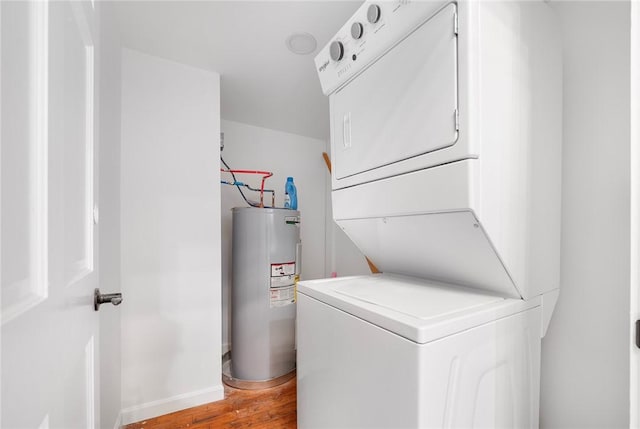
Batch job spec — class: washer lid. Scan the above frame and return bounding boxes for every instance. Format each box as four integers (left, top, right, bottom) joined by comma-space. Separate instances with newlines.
334, 276, 503, 321
298, 274, 540, 344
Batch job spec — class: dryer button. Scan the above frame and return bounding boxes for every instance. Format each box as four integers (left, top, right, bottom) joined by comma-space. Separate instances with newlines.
330, 41, 344, 61
351, 22, 364, 39
367, 4, 381, 24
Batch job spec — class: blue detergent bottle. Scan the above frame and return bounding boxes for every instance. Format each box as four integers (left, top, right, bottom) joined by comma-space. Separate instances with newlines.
284, 177, 298, 210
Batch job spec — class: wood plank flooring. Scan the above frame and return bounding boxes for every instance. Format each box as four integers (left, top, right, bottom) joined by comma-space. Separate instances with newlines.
123, 377, 297, 429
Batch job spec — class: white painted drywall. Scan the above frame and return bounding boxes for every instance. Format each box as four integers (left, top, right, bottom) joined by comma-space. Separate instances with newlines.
541, 2, 631, 427
219, 119, 328, 351
97, 3, 122, 428
120, 48, 223, 424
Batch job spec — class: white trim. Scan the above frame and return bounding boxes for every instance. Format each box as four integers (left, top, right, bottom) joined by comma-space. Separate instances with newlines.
120, 385, 225, 425
0, 0, 3, 420
631, 0, 640, 426
112, 412, 122, 429
33, 0, 49, 300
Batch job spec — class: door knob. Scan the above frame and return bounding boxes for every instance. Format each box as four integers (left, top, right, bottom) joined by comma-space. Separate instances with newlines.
94, 288, 123, 311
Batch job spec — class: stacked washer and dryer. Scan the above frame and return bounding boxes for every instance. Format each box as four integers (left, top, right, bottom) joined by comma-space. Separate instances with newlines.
297, 1, 561, 428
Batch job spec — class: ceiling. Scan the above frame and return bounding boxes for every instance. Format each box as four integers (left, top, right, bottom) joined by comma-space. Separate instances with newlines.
113, 1, 362, 141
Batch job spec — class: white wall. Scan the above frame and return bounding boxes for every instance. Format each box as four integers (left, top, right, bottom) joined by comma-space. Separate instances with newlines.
541, 2, 631, 427
120, 48, 223, 424
97, 3, 122, 429
219, 119, 328, 351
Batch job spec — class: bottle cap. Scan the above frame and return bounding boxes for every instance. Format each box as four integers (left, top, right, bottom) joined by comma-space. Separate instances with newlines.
287, 177, 293, 181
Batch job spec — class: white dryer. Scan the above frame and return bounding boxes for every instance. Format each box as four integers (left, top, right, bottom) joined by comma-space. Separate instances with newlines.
299, 0, 562, 427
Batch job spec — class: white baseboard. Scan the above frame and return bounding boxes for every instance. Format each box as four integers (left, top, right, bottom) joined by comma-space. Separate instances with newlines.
113, 412, 122, 429
120, 384, 225, 425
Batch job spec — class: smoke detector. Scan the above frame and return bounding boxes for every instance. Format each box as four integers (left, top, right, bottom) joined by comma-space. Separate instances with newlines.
285, 32, 317, 55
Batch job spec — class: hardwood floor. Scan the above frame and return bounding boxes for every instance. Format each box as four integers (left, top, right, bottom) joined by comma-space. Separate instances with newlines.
124, 377, 297, 429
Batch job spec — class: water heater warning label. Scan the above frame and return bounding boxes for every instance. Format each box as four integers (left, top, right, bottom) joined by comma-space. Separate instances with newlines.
270, 262, 296, 308
271, 262, 295, 277
270, 286, 295, 308
271, 275, 295, 288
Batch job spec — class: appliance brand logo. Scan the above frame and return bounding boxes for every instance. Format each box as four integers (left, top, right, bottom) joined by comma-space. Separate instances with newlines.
318, 60, 329, 73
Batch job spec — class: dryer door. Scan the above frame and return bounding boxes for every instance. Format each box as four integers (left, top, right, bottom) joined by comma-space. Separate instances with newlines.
332, 3, 458, 181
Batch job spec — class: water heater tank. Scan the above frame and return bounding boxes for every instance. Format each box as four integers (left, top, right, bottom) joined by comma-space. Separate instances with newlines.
227, 207, 301, 388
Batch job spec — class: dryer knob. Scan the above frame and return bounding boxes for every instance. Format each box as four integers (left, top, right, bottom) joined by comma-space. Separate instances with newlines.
367, 4, 381, 24
351, 22, 364, 39
329, 41, 344, 61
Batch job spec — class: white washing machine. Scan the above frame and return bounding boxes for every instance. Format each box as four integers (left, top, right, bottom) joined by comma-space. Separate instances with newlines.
297, 274, 541, 428
299, 1, 562, 428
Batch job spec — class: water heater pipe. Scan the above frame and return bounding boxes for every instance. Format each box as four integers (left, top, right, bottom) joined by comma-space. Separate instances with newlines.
221, 169, 273, 207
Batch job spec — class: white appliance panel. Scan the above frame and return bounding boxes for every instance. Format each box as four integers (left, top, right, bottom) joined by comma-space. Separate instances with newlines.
338, 211, 521, 299
298, 274, 541, 344
318, 0, 562, 302
315, 1, 448, 96
303, 0, 562, 426
332, 3, 458, 180
297, 292, 541, 428
297, 293, 420, 429
417, 306, 541, 428
332, 160, 474, 220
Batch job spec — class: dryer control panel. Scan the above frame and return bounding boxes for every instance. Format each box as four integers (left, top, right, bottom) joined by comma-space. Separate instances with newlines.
315, 0, 451, 95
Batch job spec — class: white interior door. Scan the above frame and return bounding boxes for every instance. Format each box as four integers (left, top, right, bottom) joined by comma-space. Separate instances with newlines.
1, 1, 102, 427
633, 0, 640, 426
